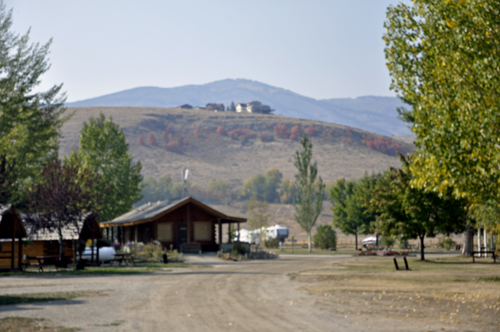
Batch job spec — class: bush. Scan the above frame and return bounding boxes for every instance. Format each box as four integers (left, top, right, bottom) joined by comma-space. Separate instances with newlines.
290, 125, 302, 139
147, 132, 157, 146
194, 129, 200, 137
264, 238, 280, 248
161, 131, 168, 143
217, 126, 226, 136
274, 125, 289, 139
305, 126, 316, 136
380, 235, 396, 248
258, 133, 274, 142
165, 141, 183, 154
314, 225, 337, 249
438, 236, 457, 250
137, 136, 145, 145
227, 128, 256, 141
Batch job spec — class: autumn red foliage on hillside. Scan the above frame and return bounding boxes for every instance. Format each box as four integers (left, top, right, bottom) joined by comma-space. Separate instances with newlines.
274, 125, 290, 139
217, 126, 226, 136
147, 132, 157, 146
137, 136, 145, 145
227, 128, 256, 141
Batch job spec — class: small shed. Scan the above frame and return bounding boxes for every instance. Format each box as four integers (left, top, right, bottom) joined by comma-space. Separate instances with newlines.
22, 213, 103, 263
0, 205, 27, 270
100, 197, 246, 252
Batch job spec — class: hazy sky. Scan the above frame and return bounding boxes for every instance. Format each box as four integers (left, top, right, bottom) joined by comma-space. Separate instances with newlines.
5, 0, 407, 102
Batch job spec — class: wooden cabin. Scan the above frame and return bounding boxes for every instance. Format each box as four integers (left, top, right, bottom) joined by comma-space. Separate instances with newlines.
100, 197, 246, 252
0, 205, 27, 270
22, 213, 103, 263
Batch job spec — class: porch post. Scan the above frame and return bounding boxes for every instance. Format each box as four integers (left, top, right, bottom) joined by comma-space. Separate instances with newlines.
218, 218, 222, 249
18, 234, 22, 269
11, 219, 15, 269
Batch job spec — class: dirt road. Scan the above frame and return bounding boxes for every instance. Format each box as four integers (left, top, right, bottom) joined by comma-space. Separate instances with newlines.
0, 254, 487, 332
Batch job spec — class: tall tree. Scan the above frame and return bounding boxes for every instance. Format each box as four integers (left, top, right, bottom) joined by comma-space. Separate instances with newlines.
293, 135, 325, 252
76, 113, 142, 222
247, 197, 269, 244
330, 173, 379, 250
24, 157, 99, 260
384, 0, 500, 202
0, 1, 68, 204
369, 155, 468, 260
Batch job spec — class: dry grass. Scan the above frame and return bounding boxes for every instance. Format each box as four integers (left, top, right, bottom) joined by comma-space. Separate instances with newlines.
59, 107, 403, 190
291, 255, 500, 331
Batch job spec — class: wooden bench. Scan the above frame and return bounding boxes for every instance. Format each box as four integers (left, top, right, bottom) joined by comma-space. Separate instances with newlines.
180, 243, 201, 253
109, 253, 135, 266
25, 256, 71, 272
472, 251, 497, 263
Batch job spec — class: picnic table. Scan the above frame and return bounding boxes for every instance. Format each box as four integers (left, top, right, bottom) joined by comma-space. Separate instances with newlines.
110, 253, 135, 266
472, 251, 497, 263
25, 255, 67, 272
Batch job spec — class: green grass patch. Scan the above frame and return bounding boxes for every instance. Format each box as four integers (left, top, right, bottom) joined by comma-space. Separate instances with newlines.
477, 276, 500, 282
0, 317, 77, 332
0, 291, 96, 306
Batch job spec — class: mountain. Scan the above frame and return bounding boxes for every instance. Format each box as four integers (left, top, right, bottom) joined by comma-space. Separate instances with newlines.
66, 79, 411, 136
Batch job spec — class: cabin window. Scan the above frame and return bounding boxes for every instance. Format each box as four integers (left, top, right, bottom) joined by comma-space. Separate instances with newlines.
194, 222, 211, 241
157, 223, 173, 241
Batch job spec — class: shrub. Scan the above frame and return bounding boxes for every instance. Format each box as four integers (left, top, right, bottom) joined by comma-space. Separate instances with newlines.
438, 236, 457, 250
165, 141, 183, 154
125, 138, 130, 144
342, 137, 351, 144
314, 225, 337, 249
183, 138, 190, 145
290, 134, 299, 140
345, 129, 352, 137
362, 135, 409, 156
290, 125, 302, 138
217, 126, 226, 136
264, 238, 280, 248
165, 126, 171, 134
274, 125, 289, 139
194, 129, 200, 137
161, 131, 168, 143
147, 132, 157, 146
137, 136, 145, 145
227, 128, 256, 141
305, 126, 316, 136
381, 235, 396, 248
258, 133, 274, 142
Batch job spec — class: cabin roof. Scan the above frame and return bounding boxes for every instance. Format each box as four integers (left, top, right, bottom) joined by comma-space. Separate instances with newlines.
22, 213, 102, 241
101, 196, 246, 227
0, 205, 27, 239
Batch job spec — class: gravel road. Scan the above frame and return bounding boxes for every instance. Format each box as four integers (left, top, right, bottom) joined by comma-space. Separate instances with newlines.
0, 254, 463, 332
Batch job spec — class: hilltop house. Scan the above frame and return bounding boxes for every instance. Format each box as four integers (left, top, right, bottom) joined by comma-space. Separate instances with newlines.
236, 101, 273, 114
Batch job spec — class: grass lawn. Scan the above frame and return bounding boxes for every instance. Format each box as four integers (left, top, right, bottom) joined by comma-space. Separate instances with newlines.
0, 291, 103, 306
291, 255, 500, 330
0, 317, 77, 332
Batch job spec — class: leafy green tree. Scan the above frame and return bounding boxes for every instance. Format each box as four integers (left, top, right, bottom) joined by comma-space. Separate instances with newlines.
76, 113, 142, 221
137, 175, 174, 205
293, 135, 325, 252
314, 225, 337, 250
206, 179, 230, 201
369, 155, 468, 260
384, 0, 500, 203
329, 173, 379, 250
247, 197, 269, 244
280, 178, 296, 204
241, 169, 283, 202
264, 169, 283, 202
242, 174, 266, 200
0, 2, 68, 204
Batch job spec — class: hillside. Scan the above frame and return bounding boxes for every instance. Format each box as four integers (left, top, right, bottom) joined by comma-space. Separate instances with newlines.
66, 79, 410, 136
61, 106, 409, 192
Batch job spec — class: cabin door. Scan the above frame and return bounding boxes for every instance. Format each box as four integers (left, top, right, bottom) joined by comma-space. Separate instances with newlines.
177, 223, 188, 249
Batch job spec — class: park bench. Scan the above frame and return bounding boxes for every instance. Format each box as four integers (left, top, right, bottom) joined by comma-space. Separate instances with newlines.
180, 243, 201, 254
25, 255, 71, 272
472, 251, 497, 263
109, 253, 136, 266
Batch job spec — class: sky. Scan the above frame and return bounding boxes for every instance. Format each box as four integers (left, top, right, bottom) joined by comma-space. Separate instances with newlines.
4, 0, 408, 102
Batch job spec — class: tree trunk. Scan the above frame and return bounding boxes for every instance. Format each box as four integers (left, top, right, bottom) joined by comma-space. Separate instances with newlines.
462, 225, 474, 256
308, 233, 312, 252
419, 235, 425, 261
355, 233, 358, 251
